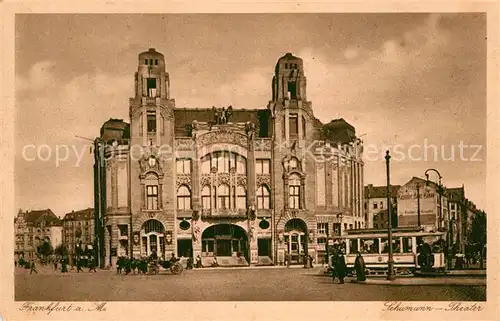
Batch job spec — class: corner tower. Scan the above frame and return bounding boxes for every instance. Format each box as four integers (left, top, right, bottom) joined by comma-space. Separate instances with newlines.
128, 48, 177, 259
268, 53, 317, 265
129, 48, 175, 147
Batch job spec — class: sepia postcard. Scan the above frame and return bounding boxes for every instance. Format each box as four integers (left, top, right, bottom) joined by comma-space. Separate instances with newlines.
0, 1, 498, 321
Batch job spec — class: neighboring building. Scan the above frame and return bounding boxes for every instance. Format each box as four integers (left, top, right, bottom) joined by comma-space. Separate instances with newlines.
364, 184, 400, 228
94, 48, 365, 267
14, 209, 62, 259
397, 177, 449, 231
62, 208, 95, 256
448, 186, 486, 253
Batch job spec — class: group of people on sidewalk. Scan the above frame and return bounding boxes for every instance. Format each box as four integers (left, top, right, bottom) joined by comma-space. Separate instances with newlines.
330, 249, 367, 284
16, 256, 98, 274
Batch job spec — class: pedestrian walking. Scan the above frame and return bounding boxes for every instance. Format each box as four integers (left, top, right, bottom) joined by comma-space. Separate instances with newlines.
76, 259, 83, 273
354, 252, 366, 282
15, 259, 18, 268
331, 253, 338, 283
54, 260, 58, 271
88, 257, 97, 272
61, 258, 68, 273
334, 252, 347, 284
30, 260, 38, 275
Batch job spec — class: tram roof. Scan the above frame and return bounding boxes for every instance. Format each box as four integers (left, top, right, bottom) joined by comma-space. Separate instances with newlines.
344, 227, 423, 235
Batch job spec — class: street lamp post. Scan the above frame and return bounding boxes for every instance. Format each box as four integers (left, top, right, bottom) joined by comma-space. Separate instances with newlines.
385, 151, 395, 281
416, 182, 421, 227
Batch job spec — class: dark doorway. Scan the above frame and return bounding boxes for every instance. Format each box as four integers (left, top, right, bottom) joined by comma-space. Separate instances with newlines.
287, 81, 297, 99
258, 238, 271, 256
147, 78, 157, 97
216, 239, 232, 256
177, 239, 192, 258
202, 224, 249, 261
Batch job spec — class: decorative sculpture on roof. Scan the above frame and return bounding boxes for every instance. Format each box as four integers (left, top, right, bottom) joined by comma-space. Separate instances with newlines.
245, 121, 256, 140
213, 105, 233, 125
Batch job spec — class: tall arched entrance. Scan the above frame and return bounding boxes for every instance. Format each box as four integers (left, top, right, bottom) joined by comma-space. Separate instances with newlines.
140, 219, 166, 259
284, 218, 308, 264
202, 224, 249, 263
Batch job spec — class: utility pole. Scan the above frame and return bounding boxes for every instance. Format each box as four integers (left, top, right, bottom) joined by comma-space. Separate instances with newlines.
385, 151, 395, 281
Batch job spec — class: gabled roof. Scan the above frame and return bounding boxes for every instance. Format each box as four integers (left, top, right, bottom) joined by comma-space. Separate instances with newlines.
365, 184, 401, 199
63, 208, 94, 221
21, 209, 62, 227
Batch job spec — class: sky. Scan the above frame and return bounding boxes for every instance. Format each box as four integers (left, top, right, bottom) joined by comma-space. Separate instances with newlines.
14, 13, 487, 218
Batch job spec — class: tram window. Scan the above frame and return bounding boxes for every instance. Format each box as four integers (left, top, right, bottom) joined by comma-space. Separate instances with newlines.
349, 239, 358, 254
381, 238, 399, 253
402, 237, 413, 253
360, 239, 378, 254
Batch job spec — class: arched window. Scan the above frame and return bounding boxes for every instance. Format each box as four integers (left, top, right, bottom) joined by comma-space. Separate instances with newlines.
236, 155, 246, 174
142, 219, 165, 234
201, 155, 211, 174
145, 173, 159, 210
201, 152, 247, 174
177, 185, 191, 210
257, 185, 271, 209
201, 185, 211, 209
289, 174, 301, 209
218, 184, 230, 210
236, 185, 247, 209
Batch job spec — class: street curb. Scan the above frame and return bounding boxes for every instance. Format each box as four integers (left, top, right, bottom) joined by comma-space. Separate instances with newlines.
350, 279, 487, 286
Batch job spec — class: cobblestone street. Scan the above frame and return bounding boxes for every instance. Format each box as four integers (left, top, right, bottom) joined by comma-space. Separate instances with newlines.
15, 266, 486, 301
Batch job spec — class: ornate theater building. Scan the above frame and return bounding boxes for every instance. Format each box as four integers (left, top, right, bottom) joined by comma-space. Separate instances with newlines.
96, 48, 364, 267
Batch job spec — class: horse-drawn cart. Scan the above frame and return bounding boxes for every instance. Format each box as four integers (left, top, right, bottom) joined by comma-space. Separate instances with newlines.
148, 258, 184, 275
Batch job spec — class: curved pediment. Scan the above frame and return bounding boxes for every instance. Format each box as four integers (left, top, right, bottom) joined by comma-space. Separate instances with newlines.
196, 130, 248, 149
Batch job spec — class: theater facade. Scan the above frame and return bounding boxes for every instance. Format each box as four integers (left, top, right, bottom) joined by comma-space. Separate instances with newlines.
96, 48, 365, 267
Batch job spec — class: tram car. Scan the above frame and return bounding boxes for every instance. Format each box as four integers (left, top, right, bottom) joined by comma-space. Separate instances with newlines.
326, 226, 447, 276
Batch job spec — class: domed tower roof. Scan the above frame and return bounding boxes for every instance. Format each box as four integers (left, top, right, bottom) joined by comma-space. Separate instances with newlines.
139, 48, 165, 58
138, 48, 166, 69
275, 52, 303, 73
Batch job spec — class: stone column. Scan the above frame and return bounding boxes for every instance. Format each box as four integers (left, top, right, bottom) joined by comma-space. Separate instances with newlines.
111, 223, 119, 268
284, 109, 290, 142
247, 136, 256, 207
158, 181, 163, 209
142, 103, 147, 146
300, 177, 306, 210
155, 104, 160, 145
192, 140, 200, 209
104, 225, 111, 268
140, 182, 145, 209
112, 165, 118, 209
283, 176, 289, 209
352, 159, 357, 218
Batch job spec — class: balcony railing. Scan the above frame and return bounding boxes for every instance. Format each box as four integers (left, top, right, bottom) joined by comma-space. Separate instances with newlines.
142, 96, 158, 105
201, 208, 247, 218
